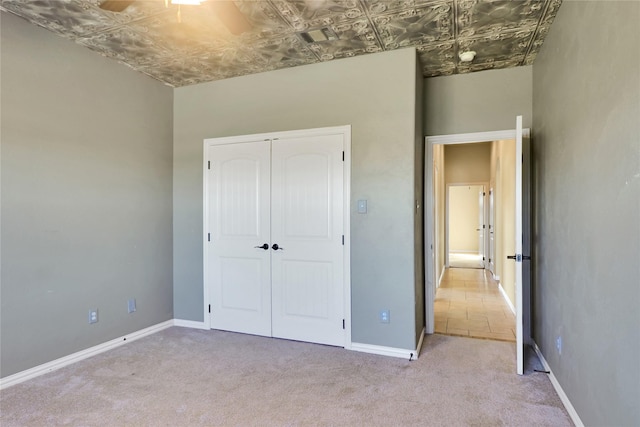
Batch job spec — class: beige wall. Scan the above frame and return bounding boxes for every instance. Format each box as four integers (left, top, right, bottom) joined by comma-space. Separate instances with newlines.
448, 186, 481, 253
491, 140, 516, 305
433, 145, 446, 285
444, 143, 491, 184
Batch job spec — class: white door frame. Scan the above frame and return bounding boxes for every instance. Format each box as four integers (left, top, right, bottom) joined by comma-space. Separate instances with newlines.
203, 125, 352, 348
424, 129, 530, 336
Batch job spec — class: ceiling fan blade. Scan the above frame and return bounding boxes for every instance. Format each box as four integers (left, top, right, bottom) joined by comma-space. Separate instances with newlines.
208, 1, 252, 35
99, 0, 135, 12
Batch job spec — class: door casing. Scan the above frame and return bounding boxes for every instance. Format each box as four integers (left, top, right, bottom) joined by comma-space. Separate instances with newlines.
424, 128, 530, 347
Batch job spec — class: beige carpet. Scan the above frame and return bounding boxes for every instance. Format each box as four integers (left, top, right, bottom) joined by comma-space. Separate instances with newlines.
0, 327, 572, 426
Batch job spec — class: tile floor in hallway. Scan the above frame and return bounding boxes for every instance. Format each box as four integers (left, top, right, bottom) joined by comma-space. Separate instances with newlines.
435, 267, 516, 342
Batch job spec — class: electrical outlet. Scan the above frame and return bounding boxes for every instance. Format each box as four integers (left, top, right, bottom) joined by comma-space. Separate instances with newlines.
128, 298, 136, 314
379, 310, 390, 323
556, 336, 562, 355
89, 309, 98, 324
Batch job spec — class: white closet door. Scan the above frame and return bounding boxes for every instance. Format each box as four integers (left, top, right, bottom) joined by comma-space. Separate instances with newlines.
270, 134, 344, 346
207, 141, 272, 337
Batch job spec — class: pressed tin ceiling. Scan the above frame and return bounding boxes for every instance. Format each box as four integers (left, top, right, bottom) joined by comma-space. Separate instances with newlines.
0, 0, 562, 87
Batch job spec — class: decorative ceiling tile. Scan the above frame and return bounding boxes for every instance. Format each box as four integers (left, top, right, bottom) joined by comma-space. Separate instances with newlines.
457, 55, 525, 74
0, 0, 117, 37
523, 0, 562, 65
364, 0, 442, 17
77, 25, 173, 66
457, 0, 544, 38
0, 0, 563, 86
373, 3, 453, 50
308, 19, 382, 61
123, 8, 234, 53
417, 42, 455, 76
234, 1, 290, 38
459, 30, 533, 65
272, 0, 365, 31
251, 34, 318, 69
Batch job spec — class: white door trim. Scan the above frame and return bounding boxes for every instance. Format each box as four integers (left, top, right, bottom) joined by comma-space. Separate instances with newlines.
424, 128, 530, 336
203, 125, 352, 349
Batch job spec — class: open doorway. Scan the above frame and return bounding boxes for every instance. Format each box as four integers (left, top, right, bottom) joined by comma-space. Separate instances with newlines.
425, 130, 523, 343
433, 140, 515, 342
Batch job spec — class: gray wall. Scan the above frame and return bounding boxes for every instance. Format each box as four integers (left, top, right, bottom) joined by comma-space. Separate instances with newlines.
414, 58, 425, 343
424, 66, 532, 135
532, 2, 640, 426
174, 48, 423, 350
0, 12, 174, 377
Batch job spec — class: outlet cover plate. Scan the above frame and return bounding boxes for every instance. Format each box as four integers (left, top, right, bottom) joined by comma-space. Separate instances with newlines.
128, 298, 136, 314
89, 309, 98, 324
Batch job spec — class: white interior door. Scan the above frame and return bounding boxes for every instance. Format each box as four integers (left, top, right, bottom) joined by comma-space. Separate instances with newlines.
514, 115, 531, 375
488, 188, 495, 274
270, 135, 345, 346
207, 141, 272, 337
206, 128, 348, 347
477, 187, 485, 264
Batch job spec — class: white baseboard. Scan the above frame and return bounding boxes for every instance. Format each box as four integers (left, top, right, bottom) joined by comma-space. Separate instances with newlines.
0, 320, 174, 390
498, 283, 516, 315
173, 319, 208, 330
533, 342, 585, 427
415, 327, 425, 358
438, 268, 446, 288
351, 329, 425, 361
1, 319, 426, 390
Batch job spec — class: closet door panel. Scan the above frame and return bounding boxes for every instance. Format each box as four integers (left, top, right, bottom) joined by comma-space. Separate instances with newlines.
207, 141, 272, 337
271, 134, 344, 346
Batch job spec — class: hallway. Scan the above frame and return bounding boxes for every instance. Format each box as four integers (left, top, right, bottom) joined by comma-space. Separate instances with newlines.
434, 268, 516, 342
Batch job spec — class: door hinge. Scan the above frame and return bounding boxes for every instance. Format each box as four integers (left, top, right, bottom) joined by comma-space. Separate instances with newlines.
342, 151, 345, 161
208, 161, 211, 170
208, 304, 211, 313
207, 233, 210, 242
342, 235, 344, 245
342, 319, 345, 330
482, 256, 485, 261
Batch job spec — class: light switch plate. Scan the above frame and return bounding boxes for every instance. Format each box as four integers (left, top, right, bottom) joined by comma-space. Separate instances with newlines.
357, 199, 367, 214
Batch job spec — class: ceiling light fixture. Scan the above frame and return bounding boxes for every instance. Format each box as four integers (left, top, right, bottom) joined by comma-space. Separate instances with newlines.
459, 51, 476, 62
165, 0, 202, 23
